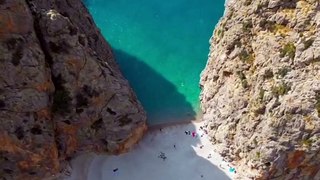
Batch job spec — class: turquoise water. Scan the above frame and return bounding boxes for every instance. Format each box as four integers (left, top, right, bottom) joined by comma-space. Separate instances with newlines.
85, 0, 225, 124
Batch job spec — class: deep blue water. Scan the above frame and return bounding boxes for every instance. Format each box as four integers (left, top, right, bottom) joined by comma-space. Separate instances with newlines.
84, 0, 225, 124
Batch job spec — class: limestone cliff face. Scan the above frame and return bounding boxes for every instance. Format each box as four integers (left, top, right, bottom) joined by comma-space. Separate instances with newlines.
0, 0, 146, 179
200, 0, 320, 179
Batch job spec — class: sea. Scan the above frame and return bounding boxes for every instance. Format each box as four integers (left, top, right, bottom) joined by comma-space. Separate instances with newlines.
84, 0, 225, 124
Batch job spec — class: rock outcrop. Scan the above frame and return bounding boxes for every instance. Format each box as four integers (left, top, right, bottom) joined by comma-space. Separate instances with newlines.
200, 0, 320, 179
0, 0, 147, 179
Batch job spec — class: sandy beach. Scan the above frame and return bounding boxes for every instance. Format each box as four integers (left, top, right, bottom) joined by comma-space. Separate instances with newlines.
66, 121, 235, 180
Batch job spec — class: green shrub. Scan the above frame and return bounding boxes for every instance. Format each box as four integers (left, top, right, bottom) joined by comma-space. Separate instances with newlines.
217, 29, 224, 38
277, 67, 290, 78
244, 0, 252, 6
259, 89, 265, 102
239, 49, 254, 64
241, 80, 249, 88
302, 138, 313, 147
237, 71, 246, 81
316, 92, 320, 117
257, 3, 263, 10
259, 19, 275, 31
280, 42, 296, 60
254, 105, 266, 116
271, 82, 291, 97
242, 20, 253, 32
303, 39, 314, 50
263, 69, 274, 79
237, 71, 248, 89
256, 152, 261, 158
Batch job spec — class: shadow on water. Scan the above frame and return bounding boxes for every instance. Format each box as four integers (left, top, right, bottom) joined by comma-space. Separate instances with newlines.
113, 49, 196, 125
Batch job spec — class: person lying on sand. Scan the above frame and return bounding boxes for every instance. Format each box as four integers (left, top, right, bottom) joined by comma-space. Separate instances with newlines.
207, 154, 212, 159
158, 152, 167, 161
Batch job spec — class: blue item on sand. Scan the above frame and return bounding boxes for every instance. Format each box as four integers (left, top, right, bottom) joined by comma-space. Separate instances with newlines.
229, 167, 236, 173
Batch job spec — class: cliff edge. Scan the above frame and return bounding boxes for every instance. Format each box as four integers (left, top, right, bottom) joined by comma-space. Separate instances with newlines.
201, 0, 320, 179
0, 0, 147, 179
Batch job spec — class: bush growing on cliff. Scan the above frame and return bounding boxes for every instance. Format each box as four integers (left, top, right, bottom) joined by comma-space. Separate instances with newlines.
303, 39, 314, 50
239, 49, 254, 64
280, 42, 296, 60
259, 19, 275, 31
316, 92, 320, 117
217, 29, 224, 38
242, 20, 253, 32
271, 82, 291, 97
258, 88, 265, 102
244, 0, 252, 6
277, 67, 290, 78
263, 69, 274, 79
302, 138, 313, 148
237, 71, 248, 89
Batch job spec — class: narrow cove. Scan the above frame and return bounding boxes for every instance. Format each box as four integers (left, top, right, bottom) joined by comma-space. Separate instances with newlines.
84, 0, 225, 125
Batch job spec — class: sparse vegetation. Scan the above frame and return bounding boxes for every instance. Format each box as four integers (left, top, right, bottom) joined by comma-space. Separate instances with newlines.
242, 20, 253, 32
259, 19, 275, 31
258, 89, 265, 102
316, 92, 320, 117
277, 67, 290, 78
257, 3, 263, 10
303, 39, 314, 50
254, 105, 266, 116
237, 71, 246, 81
280, 42, 296, 60
263, 69, 274, 79
239, 49, 254, 64
256, 152, 261, 158
217, 29, 224, 38
237, 71, 248, 89
271, 82, 291, 97
244, 0, 252, 6
302, 138, 313, 147
241, 80, 248, 89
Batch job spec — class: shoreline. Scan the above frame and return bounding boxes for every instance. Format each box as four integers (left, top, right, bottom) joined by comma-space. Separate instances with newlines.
66, 121, 234, 180
147, 109, 204, 130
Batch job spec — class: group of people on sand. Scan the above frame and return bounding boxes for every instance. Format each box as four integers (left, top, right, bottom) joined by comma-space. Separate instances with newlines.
112, 125, 236, 177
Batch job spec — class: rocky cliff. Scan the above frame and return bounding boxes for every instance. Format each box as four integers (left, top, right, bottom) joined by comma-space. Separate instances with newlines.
0, 0, 147, 179
200, 0, 320, 179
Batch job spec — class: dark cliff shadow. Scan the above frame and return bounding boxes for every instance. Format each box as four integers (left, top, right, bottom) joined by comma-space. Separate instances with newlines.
112, 49, 196, 125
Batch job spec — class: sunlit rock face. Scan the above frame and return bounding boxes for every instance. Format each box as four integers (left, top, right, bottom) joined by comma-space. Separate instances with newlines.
0, 0, 146, 179
200, 0, 320, 179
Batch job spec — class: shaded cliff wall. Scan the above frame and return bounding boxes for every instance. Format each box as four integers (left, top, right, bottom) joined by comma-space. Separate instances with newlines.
0, 0, 147, 179
201, 0, 320, 179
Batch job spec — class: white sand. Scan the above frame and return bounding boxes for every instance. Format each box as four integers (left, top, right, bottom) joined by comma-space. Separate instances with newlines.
66, 122, 235, 180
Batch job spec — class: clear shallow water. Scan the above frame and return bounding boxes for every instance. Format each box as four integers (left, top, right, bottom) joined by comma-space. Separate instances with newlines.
84, 0, 225, 124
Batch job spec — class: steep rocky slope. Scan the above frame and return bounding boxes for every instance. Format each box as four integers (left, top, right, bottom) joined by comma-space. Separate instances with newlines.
0, 0, 146, 179
201, 0, 320, 179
